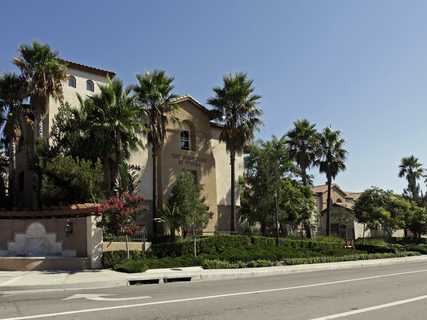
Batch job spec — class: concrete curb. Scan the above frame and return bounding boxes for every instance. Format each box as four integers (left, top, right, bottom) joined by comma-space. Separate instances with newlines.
2, 255, 427, 292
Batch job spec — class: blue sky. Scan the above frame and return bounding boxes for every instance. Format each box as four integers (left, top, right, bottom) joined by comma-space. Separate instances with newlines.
1, 0, 427, 193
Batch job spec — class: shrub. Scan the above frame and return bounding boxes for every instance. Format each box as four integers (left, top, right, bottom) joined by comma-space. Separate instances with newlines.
113, 259, 148, 273
143, 256, 203, 269
404, 244, 427, 254
354, 238, 398, 253
150, 235, 344, 259
150, 235, 253, 258
102, 251, 144, 268
392, 237, 427, 245
314, 236, 344, 244
112, 255, 204, 272
201, 251, 420, 269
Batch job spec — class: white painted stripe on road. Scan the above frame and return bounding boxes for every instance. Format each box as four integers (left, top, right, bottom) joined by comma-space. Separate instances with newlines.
1, 284, 126, 296
308, 294, 427, 319
0, 275, 25, 287
1, 268, 427, 320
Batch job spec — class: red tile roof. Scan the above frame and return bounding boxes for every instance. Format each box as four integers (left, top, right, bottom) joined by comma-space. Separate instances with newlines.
60, 59, 116, 78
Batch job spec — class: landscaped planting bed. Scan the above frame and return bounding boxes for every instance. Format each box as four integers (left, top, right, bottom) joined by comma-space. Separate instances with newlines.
104, 235, 421, 273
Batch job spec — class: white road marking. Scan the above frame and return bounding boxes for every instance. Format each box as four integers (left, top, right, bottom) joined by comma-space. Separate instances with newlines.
1, 268, 427, 320
0, 284, 126, 296
63, 293, 151, 302
308, 294, 427, 319
0, 275, 26, 286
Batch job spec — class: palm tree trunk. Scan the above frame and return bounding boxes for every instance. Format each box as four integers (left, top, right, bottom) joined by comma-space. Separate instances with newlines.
301, 168, 312, 239
170, 226, 176, 242
260, 221, 266, 236
8, 140, 17, 207
29, 95, 49, 209
157, 150, 164, 211
111, 136, 122, 196
230, 150, 236, 233
103, 156, 112, 197
326, 176, 332, 236
301, 170, 307, 186
152, 145, 158, 238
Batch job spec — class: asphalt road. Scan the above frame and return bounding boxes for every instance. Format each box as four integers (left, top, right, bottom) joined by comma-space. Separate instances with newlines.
2, 261, 427, 320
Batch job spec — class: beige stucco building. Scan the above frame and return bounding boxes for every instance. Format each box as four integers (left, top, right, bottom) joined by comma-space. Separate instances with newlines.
312, 184, 404, 239
13, 60, 243, 234
312, 184, 362, 239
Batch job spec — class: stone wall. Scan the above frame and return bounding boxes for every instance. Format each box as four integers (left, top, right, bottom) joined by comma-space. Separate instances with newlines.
0, 207, 103, 269
0, 217, 88, 257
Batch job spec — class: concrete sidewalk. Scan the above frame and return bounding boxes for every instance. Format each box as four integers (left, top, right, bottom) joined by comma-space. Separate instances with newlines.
1, 255, 427, 292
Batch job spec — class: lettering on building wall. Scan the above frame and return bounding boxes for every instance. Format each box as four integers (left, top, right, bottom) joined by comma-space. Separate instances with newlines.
171, 153, 207, 168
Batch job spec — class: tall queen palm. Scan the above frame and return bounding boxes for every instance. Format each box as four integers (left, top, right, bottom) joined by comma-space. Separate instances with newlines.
316, 127, 347, 236
398, 155, 424, 202
13, 42, 67, 138
13, 42, 67, 208
208, 73, 262, 232
285, 119, 319, 237
285, 119, 318, 185
133, 71, 178, 237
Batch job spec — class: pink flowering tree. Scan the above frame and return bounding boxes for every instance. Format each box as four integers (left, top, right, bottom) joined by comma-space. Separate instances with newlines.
97, 193, 145, 258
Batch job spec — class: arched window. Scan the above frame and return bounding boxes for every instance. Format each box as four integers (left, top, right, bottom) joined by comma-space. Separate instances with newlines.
180, 130, 190, 150
180, 121, 195, 151
86, 79, 95, 92
68, 76, 76, 88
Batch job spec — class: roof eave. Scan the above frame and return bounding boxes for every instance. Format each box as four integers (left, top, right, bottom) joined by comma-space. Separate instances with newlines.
60, 59, 116, 78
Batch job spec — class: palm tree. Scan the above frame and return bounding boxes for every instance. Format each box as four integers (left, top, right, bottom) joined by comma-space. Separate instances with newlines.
0, 73, 29, 206
398, 155, 424, 202
316, 127, 347, 236
79, 77, 144, 196
13, 42, 67, 138
208, 73, 262, 232
13, 42, 67, 208
285, 119, 319, 237
285, 119, 319, 185
133, 70, 178, 236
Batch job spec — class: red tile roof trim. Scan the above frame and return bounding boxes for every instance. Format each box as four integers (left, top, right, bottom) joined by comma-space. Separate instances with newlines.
0, 203, 99, 219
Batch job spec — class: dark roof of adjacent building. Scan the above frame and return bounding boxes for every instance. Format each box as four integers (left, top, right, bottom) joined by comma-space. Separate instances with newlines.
320, 202, 354, 212
60, 59, 116, 78
313, 183, 361, 198
312, 184, 349, 196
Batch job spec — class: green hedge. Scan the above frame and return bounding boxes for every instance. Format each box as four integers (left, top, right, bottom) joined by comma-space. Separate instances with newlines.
114, 251, 420, 272
404, 244, 427, 254
113, 259, 148, 273
201, 252, 420, 269
105, 235, 350, 269
150, 235, 253, 258
392, 237, 427, 245
150, 235, 344, 259
103, 251, 145, 268
354, 239, 402, 254
144, 256, 203, 269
